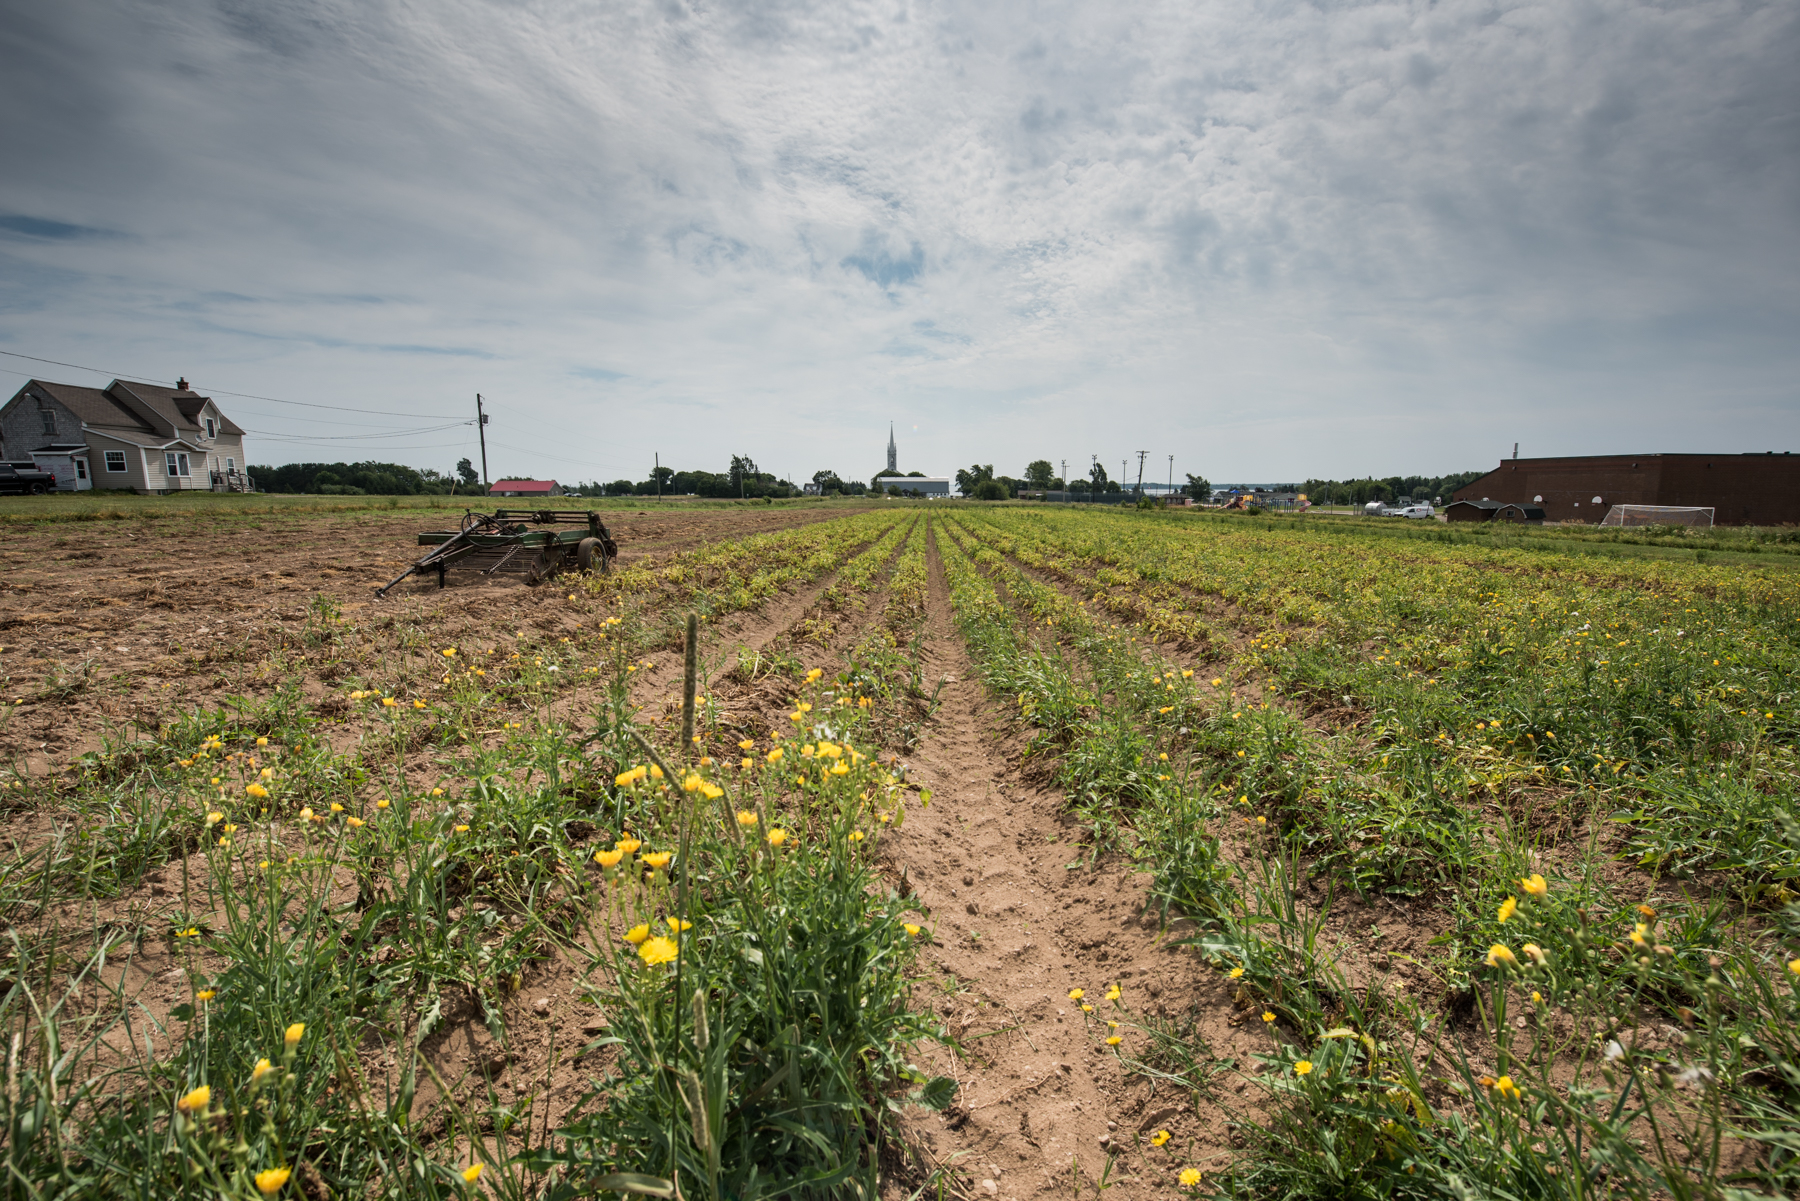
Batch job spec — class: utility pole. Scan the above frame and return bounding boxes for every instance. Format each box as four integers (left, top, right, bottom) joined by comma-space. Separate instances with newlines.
1061, 460, 1067, 500
475, 394, 490, 488
1134, 450, 1148, 498
655, 452, 661, 500
1168, 454, 1174, 493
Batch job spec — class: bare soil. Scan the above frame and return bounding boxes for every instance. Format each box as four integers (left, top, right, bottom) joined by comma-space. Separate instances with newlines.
0, 504, 862, 775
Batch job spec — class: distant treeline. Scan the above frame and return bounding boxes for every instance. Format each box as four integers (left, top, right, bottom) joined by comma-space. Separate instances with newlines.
251, 461, 477, 496
1299, 472, 1486, 506
565, 456, 800, 498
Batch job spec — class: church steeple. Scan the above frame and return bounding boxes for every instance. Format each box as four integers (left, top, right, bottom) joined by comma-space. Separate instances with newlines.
886, 422, 897, 473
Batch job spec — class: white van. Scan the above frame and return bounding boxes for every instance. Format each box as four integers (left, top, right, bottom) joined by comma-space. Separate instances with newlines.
1396, 504, 1435, 519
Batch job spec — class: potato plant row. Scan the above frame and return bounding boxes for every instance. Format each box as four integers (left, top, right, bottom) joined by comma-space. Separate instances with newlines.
933, 509, 1800, 1200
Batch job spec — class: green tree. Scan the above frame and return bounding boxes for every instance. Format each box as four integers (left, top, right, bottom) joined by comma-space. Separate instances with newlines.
456, 457, 479, 486
1088, 461, 1109, 489
1024, 460, 1055, 489
1183, 473, 1212, 502
954, 464, 995, 496
972, 478, 1008, 501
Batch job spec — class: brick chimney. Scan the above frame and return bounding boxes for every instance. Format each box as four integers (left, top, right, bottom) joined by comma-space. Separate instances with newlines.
177, 377, 189, 391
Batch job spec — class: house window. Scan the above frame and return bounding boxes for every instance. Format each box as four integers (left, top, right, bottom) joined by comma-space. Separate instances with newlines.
226, 457, 235, 471
104, 451, 126, 472
40, 409, 56, 435
75, 459, 87, 481
205, 417, 215, 438
164, 452, 191, 478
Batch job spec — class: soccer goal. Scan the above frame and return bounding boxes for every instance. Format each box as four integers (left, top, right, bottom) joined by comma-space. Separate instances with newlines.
1599, 505, 1714, 528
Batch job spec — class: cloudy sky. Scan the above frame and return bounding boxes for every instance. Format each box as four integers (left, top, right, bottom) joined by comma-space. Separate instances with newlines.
2, 0, 1796, 486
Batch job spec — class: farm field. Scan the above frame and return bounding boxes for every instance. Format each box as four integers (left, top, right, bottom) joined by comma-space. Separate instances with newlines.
1, 503, 1796, 1199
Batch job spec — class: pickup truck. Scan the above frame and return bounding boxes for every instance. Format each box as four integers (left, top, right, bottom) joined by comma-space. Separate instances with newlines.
0, 463, 57, 495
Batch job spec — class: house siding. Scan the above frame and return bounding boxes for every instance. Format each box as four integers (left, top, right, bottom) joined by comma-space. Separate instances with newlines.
0, 390, 82, 460
85, 431, 157, 493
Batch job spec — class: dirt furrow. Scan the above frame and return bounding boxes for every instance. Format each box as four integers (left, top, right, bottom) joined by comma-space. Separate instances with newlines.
882, 522, 1248, 1201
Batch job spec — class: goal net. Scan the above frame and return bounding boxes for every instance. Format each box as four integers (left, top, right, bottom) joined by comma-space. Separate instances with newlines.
1599, 505, 1714, 528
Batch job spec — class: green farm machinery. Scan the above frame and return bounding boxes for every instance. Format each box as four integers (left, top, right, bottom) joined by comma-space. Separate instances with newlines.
377, 509, 618, 597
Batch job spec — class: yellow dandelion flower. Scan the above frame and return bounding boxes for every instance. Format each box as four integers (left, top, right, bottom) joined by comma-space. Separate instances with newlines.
1068, 988, 1084, 1000
251, 1057, 274, 1083
641, 851, 672, 869
1493, 1075, 1521, 1100
196, 990, 215, 1002
638, 936, 679, 966
594, 848, 625, 868
1105, 984, 1121, 1001
1498, 897, 1517, 924
616, 837, 642, 854
767, 748, 785, 763
382, 697, 398, 708
1106, 1035, 1122, 1046
738, 739, 756, 750
1180, 1168, 1202, 1187
254, 1167, 292, 1194
454, 824, 469, 833
461, 1163, 484, 1183
1150, 1129, 1171, 1146
624, 924, 651, 945
1629, 923, 1649, 947
667, 917, 693, 932
442, 648, 457, 657
284, 1023, 305, 1046
246, 783, 269, 799
737, 811, 759, 827
767, 828, 789, 846
848, 830, 864, 842
1789, 957, 1800, 977
177, 1085, 211, 1112
330, 802, 345, 813
903, 923, 922, 936
376, 799, 390, 809
1228, 966, 1244, 979
1081, 1003, 1093, 1013
1486, 944, 1518, 967
1262, 1011, 1276, 1023
1520, 873, 1548, 897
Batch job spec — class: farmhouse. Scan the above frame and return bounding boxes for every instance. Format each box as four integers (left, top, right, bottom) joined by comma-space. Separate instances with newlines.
0, 377, 250, 493
1452, 453, 1799, 526
491, 478, 561, 497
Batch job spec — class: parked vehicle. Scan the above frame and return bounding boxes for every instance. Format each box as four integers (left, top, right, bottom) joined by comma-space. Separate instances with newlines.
1396, 504, 1436, 519
0, 463, 56, 495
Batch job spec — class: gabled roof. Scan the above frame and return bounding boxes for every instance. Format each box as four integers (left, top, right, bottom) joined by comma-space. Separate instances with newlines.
492, 479, 558, 492
1445, 499, 1504, 510
108, 380, 245, 437
25, 380, 155, 433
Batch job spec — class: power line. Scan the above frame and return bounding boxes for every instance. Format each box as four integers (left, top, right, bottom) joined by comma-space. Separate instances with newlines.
247, 421, 474, 442
0, 349, 462, 420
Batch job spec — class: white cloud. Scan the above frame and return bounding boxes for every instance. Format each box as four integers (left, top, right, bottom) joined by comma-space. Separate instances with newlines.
0, 0, 1795, 484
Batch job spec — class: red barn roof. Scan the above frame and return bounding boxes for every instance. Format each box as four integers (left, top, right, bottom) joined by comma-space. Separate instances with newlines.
491, 479, 558, 494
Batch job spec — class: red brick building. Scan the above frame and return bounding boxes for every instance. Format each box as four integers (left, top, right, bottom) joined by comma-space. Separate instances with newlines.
1452, 453, 1800, 526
